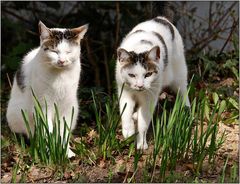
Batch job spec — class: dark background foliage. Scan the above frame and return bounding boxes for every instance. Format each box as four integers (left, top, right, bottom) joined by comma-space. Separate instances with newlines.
1, 1, 239, 122
2, 1, 153, 93
1, 1, 239, 93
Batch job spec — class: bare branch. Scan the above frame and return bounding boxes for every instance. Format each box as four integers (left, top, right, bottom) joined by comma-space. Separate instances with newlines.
114, 1, 120, 51
85, 38, 101, 86
219, 18, 239, 54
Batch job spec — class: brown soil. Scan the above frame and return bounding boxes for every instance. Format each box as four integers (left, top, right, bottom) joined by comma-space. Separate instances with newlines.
1, 121, 238, 183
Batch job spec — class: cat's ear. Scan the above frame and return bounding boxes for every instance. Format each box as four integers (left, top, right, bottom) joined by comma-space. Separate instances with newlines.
117, 48, 131, 63
38, 21, 51, 42
147, 46, 160, 62
71, 24, 89, 43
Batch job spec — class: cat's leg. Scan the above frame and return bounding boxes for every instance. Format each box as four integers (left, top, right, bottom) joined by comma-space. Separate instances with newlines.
120, 90, 136, 138
67, 103, 78, 158
33, 99, 54, 134
42, 107, 53, 133
137, 95, 157, 149
59, 102, 78, 158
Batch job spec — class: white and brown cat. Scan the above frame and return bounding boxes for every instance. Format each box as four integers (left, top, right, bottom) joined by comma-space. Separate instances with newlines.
6, 21, 88, 157
116, 16, 190, 149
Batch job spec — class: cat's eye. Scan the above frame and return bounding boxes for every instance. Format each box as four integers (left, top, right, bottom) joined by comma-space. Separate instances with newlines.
145, 72, 153, 78
50, 49, 58, 54
128, 73, 135, 78
66, 51, 71, 54
43, 48, 58, 54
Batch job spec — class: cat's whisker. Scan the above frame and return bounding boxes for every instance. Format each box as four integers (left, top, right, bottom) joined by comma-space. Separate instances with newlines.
151, 81, 162, 85
146, 88, 157, 98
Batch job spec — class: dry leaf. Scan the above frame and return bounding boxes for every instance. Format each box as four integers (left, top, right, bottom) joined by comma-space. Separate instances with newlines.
88, 129, 97, 139
220, 78, 235, 87
1, 173, 12, 183
99, 159, 106, 168
64, 172, 72, 179
159, 92, 167, 100
185, 163, 194, 171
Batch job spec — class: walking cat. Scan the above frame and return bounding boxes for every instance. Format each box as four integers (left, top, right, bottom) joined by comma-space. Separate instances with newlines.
6, 21, 88, 157
116, 16, 190, 149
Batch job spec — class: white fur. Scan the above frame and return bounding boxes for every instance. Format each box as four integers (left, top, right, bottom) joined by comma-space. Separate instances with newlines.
7, 24, 88, 158
116, 16, 190, 149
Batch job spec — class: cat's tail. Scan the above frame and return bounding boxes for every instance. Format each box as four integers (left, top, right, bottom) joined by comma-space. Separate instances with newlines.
151, 2, 178, 25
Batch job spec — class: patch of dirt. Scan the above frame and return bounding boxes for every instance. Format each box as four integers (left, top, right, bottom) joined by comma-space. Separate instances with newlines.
217, 123, 239, 161
1, 104, 239, 183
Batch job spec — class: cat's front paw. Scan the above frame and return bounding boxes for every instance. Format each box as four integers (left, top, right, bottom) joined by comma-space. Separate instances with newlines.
137, 142, 148, 150
122, 128, 135, 138
132, 112, 138, 121
67, 149, 76, 158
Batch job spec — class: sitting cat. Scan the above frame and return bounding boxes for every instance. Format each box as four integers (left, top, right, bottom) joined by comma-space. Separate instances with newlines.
6, 21, 88, 157
116, 16, 190, 149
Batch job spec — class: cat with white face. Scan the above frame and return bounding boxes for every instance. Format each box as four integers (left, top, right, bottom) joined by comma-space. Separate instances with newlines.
116, 16, 190, 149
6, 21, 88, 157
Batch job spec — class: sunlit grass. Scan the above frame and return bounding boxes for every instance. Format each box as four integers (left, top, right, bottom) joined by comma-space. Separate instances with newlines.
146, 88, 226, 182
20, 90, 73, 165
91, 87, 135, 161
11, 86, 231, 182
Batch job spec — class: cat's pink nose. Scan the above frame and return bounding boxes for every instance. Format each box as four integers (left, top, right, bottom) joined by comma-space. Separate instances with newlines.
136, 85, 144, 89
58, 60, 65, 64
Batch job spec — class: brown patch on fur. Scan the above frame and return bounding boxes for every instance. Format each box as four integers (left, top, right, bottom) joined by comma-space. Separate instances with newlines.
120, 58, 134, 70
142, 56, 158, 73
120, 51, 158, 73
42, 39, 57, 49
146, 60, 158, 74
63, 29, 80, 44
38, 21, 88, 49
42, 29, 79, 49
51, 30, 64, 40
